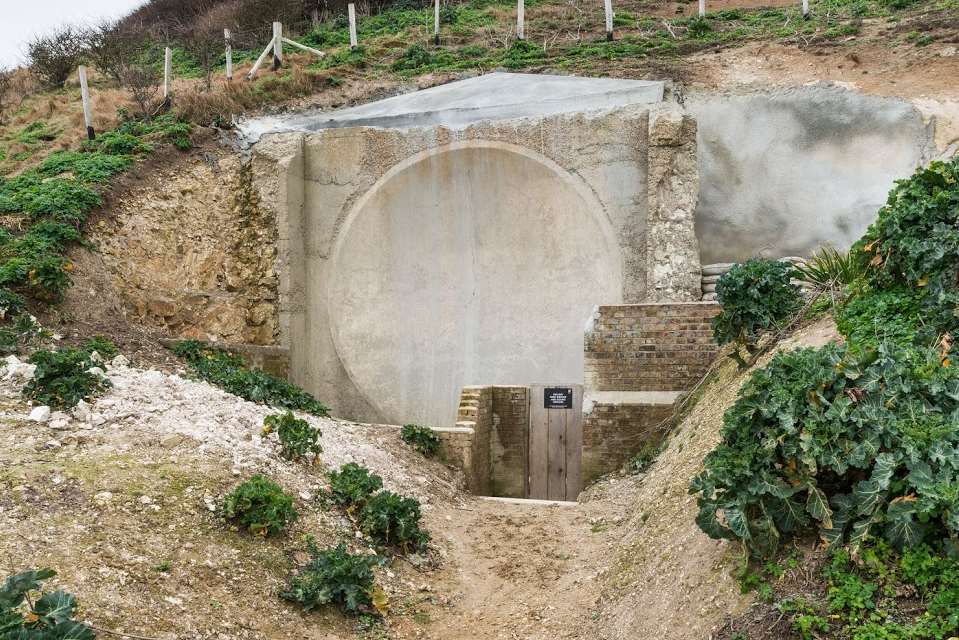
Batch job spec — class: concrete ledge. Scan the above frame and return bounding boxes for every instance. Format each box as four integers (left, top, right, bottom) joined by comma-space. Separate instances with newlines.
481, 496, 578, 507
585, 391, 682, 406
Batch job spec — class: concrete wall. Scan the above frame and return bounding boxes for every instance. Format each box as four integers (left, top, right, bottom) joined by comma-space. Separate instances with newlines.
253, 104, 704, 427
689, 85, 937, 264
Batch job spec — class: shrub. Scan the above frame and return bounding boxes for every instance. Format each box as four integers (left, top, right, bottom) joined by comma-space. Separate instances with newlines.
173, 340, 330, 416
835, 286, 925, 350
359, 491, 430, 552
222, 475, 298, 536
282, 542, 379, 615
23, 348, 110, 409
794, 246, 868, 294
85, 131, 153, 155
0, 315, 46, 355
687, 16, 713, 37
37, 150, 131, 183
690, 341, 959, 556
26, 26, 86, 88
327, 463, 383, 507
263, 411, 322, 462
854, 157, 959, 342
391, 43, 434, 71
0, 568, 95, 639
0, 175, 102, 223
400, 423, 440, 457
0, 288, 26, 319
712, 258, 803, 366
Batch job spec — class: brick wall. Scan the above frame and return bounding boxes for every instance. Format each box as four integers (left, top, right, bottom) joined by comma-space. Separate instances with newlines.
436, 386, 492, 495
490, 386, 529, 498
584, 302, 720, 392
582, 401, 674, 485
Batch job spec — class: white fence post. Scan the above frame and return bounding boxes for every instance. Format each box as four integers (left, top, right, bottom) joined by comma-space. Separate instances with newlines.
272, 22, 282, 70
163, 46, 172, 99
516, 0, 525, 40
802, 0, 810, 19
604, 0, 614, 41
434, 0, 441, 45
78, 65, 94, 141
348, 4, 358, 48
224, 29, 233, 81
698, 0, 706, 16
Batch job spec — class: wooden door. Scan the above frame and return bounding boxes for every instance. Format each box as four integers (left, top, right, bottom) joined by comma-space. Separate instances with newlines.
528, 384, 583, 501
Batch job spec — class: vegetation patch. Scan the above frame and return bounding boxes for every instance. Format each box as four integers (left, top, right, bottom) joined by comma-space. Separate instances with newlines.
23, 347, 110, 409
0, 568, 95, 639
263, 411, 322, 463
400, 423, 440, 457
222, 475, 298, 537
282, 540, 383, 616
327, 462, 383, 508
173, 340, 330, 416
359, 490, 430, 552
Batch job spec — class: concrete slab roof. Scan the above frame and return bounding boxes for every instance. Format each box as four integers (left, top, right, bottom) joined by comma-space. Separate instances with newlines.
240, 72, 664, 139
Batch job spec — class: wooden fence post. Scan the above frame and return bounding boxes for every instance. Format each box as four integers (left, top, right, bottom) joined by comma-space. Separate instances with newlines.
802, 0, 810, 19
163, 47, 172, 99
434, 0, 441, 45
348, 4, 358, 48
604, 0, 614, 41
516, 0, 525, 40
272, 22, 282, 70
224, 29, 233, 81
698, 0, 706, 17
312, 7, 320, 28
77, 65, 95, 141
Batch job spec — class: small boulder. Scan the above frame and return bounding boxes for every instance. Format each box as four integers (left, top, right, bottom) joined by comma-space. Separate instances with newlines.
28, 406, 51, 422
111, 354, 130, 368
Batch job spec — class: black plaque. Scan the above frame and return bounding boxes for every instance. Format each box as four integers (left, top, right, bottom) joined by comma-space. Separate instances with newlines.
544, 387, 573, 409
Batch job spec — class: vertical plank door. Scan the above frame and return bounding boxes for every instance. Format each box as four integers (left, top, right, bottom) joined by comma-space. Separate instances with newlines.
528, 384, 549, 499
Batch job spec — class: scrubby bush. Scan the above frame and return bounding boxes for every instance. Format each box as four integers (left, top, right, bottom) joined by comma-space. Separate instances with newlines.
173, 340, 330, 416
0, 568, 95, 639
23, 348, 110, 409
401, 423, 440, 457
263, 411, 322, 462
835, 286, 925, 350
26, 26, 85, 88
37, 150, 132, 183
794, 246, 867, 295
712, 258, 803, 367
0, 315, 45, 355
691, 341, 959, 556
85, 131, 152, 155
282, 541, 379, 615
222, 475, 298, 536
359, 491, 430, 552
327, 462, 383, 507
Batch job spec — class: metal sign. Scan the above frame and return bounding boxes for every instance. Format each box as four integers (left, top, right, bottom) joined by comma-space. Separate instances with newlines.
543, 387, 573, 409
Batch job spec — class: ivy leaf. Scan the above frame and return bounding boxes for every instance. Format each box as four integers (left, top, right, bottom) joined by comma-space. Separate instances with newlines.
806, 487, 833, 529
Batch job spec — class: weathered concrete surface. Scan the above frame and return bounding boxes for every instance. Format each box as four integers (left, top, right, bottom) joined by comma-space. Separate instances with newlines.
689, 85, 937, 264
250, 73, 699, 426
239, 72, 664, 137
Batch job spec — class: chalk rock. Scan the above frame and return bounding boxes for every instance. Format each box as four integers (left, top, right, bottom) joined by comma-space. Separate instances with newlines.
29, 406, 51, 422
111, 354, 130, 367
73, 400, 92, 422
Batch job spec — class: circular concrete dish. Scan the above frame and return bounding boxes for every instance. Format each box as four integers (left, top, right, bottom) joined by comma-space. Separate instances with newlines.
328, 142, 622, 426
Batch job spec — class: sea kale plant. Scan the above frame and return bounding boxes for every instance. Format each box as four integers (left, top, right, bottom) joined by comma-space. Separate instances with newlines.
327, 463, 383, 508
263, 411, 322, 463
23, 348, 110, 409
711, 258, 804, 368
222, 475, 298, 537
400, 423, 440, 457
0, 568, 95, 639
282, 541, 381, 615
359, 490, 430, 552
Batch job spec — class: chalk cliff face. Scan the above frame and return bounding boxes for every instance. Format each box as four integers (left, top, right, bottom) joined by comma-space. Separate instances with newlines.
93, 151, 281, 346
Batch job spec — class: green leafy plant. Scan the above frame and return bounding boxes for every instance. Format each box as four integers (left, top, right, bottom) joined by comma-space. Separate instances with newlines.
690, 341, 959, 556
281, 541, 379, 615
263, 411, 322, 462
0, 568, 95, 639
82, 335, 118, 359
359, 491, 430, 552
172, 340, 330, 416
327, 463, 383, 508
835, 286, 925, 350
400, 423, 440, 457
711, 259, 803, 368
22, 348, 110, 409
222, 475, 298, 536
794, 246, 868, 295
0, 314, 45, 355
624, 443, 660, 475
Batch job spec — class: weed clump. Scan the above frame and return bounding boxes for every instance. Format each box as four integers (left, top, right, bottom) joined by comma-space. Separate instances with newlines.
222, 475, 298, 536
401, 423, 440, 457
359, 490, 430, 552
23, 348, 110, 409
173, 340, 330, 416
263, 411, 322, 462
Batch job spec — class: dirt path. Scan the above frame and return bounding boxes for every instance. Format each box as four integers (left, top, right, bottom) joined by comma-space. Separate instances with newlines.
413, 497, 615, 640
